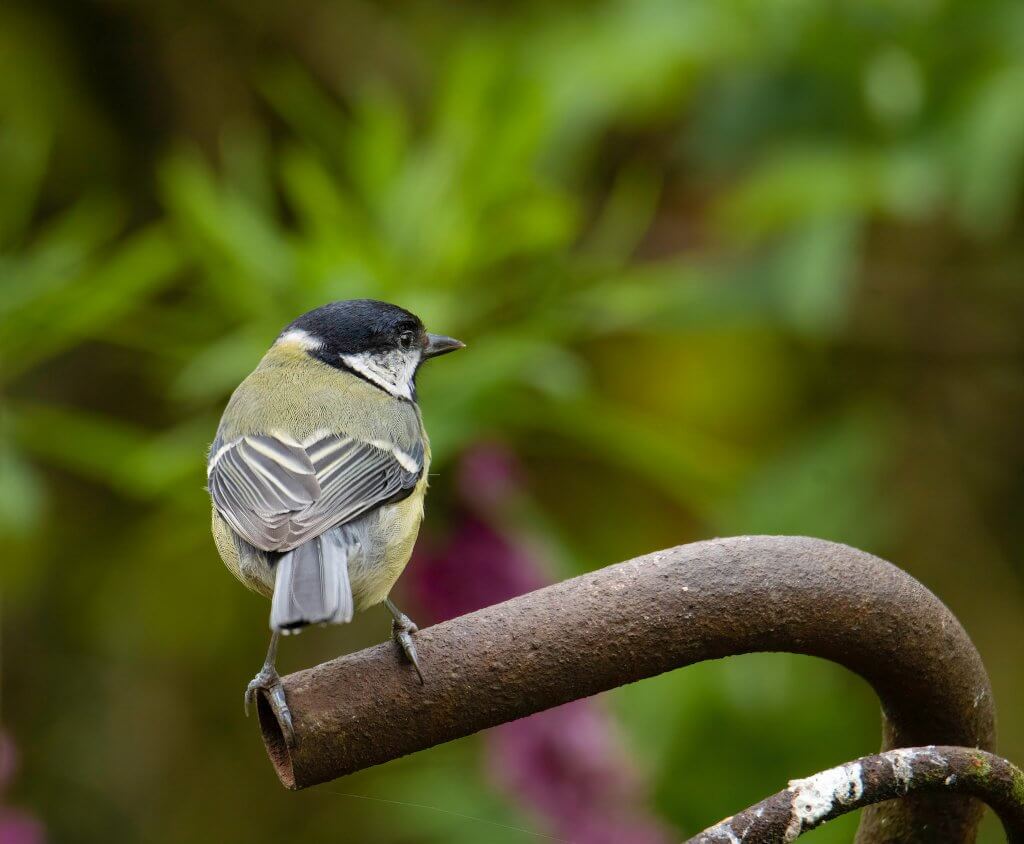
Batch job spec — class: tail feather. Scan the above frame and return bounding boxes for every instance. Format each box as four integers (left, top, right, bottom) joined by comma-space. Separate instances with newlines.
270, 530, 353, 631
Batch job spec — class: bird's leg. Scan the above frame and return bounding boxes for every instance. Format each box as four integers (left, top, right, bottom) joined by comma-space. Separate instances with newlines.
385, 598, 425, 685
244, 630, 295, 747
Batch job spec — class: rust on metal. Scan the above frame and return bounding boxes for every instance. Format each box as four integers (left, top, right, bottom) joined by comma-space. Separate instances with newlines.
257, 535, 996, 842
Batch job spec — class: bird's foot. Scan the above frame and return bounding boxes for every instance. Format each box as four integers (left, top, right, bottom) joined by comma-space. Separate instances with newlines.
244, 666, 295, 748
391, 614, 425, 685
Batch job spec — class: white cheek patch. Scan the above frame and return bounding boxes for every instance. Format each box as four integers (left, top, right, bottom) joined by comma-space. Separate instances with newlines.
340, 350, 419, 401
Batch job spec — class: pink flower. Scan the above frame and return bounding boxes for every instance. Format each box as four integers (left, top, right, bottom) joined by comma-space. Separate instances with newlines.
0, 732, 45, 844
487, 700, 669, 844
0, 811, 45, 844
407, 443, 671, 844
409, 515, 544, 623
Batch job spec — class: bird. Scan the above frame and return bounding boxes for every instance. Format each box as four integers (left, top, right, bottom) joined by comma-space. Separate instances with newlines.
207, 299, 464, 745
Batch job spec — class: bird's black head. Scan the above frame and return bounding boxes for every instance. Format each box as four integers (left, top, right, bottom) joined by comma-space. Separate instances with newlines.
278, 299, 464, 401
285, 299, 425, 357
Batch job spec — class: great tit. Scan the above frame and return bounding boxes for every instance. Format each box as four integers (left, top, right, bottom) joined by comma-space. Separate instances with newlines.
207, 299, 464, 744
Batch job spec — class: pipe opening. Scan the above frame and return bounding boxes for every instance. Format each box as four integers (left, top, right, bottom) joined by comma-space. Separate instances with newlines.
257, 691, 296, 789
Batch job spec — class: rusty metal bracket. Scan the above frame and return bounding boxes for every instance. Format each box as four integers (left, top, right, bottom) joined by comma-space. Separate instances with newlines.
258, 535, 997, 842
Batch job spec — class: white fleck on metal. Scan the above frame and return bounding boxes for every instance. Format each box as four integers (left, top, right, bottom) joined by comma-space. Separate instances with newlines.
889, 748, 917, 792
887, 746, 947, 796
698, 817, 742, 843
783, 761, 865, 841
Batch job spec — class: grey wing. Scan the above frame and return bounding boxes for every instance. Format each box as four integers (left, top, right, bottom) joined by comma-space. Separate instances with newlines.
208, 432, 423, 553
208, 435, 320, 551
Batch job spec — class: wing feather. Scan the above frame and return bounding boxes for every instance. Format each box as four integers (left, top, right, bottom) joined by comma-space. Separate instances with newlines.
209, 431, 421, 552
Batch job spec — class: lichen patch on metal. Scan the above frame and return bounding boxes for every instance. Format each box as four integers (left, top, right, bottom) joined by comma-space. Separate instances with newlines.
887, 746, 947, 795
783, 761, 864, 841
687, 745, 1024, 843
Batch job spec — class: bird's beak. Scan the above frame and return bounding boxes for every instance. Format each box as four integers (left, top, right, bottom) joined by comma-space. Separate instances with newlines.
423, 333, 465, 359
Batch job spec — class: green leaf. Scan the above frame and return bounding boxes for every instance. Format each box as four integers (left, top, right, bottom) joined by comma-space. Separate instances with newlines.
716, 408, 893, 549
0, 435, 44, 536
9, 402, 211, 497
1, 224, 182, 381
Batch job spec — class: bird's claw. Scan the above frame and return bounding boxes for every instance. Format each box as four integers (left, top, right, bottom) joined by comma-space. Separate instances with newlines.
244, 667, 295, 748
392, 618, 425, 685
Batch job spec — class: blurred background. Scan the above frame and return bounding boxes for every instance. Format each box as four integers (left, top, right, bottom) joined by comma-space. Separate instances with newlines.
2, 0, 1023, 841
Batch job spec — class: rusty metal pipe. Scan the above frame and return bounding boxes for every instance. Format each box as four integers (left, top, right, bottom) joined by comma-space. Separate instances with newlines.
257, 535, 996, 842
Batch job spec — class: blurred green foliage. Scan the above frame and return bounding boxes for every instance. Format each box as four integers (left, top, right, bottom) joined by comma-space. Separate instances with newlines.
2, 0, 1023, 841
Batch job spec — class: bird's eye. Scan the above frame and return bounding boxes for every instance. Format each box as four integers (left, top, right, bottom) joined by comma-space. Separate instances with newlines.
398, 331, 415, 350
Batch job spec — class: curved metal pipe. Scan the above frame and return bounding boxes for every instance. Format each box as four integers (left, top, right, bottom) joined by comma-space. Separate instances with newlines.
258, 536, 996, 842
688, 746, 1024, 843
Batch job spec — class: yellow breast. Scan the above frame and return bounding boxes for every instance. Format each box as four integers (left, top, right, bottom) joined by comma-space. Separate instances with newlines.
349, 471, 429, 610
